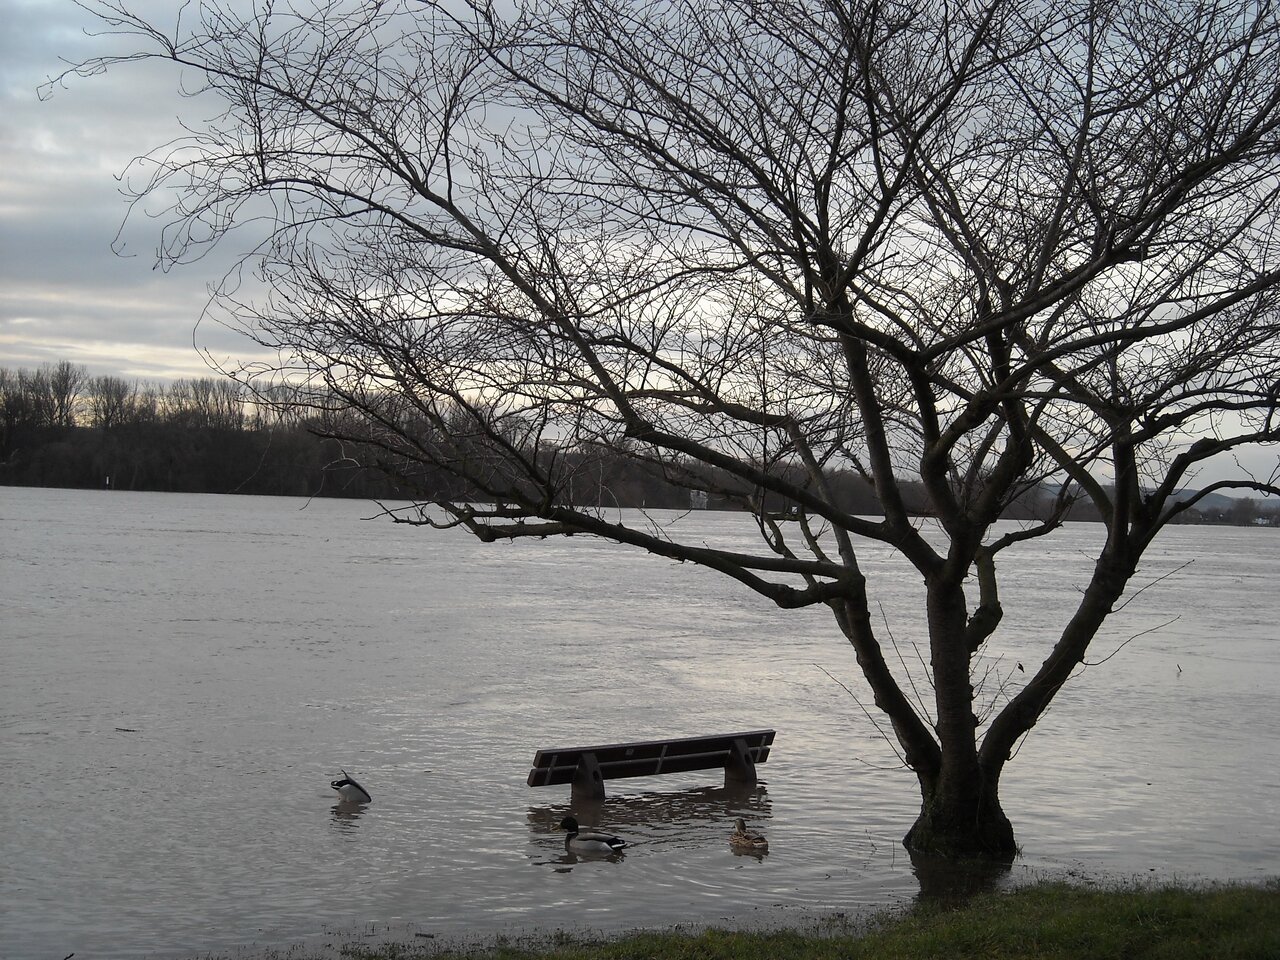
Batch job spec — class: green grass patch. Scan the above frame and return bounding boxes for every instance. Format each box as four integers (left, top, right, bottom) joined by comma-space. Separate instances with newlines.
326, 880, 1279, 960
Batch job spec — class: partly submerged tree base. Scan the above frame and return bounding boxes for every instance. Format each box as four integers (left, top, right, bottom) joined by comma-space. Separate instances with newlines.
903, 798, 1017, 862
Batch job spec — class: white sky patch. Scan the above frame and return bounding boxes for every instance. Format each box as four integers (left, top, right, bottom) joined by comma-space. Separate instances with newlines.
0, 0, 1275, 489
0, 0, 241, 381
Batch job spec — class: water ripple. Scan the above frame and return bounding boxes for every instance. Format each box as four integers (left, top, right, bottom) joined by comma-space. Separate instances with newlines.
2, 489, 1278, 960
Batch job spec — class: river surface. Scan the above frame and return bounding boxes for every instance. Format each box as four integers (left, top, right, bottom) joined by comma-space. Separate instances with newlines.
2, 487, 1278, 958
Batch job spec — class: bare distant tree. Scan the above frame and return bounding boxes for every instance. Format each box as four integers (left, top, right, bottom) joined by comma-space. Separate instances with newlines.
165, 377, 247, 431
66, 0, 1280, 857
2, 366, 56, 431
47, 361, 89, 428
0, 367, 19, 454
89, 374, 136, 430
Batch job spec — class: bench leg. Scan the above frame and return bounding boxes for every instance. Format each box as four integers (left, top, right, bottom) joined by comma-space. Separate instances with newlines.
724, 737, 757, 789
571, 751, 606, 802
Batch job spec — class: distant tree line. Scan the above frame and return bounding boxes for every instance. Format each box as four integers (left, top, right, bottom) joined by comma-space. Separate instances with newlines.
0, 361, 366, 496
2, 361, 1274, 525
0, 360, 878, 506
1177, 496, 1280, 527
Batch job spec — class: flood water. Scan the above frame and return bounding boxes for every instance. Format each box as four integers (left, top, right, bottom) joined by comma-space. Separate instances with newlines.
3, 487, 1278, 959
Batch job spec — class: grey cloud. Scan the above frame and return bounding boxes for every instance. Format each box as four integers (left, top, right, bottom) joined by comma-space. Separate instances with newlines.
1, 0, 256, 380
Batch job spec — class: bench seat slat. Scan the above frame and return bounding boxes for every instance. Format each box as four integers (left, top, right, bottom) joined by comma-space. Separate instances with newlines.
527, 729, 774, 787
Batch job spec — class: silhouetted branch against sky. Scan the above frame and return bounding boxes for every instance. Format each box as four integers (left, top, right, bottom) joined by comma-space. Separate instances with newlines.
9, 0, 1280, 856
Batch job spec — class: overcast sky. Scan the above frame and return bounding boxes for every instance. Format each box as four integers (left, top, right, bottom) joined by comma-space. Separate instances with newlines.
2, 1, 1276, 486
0, 0, 255, 382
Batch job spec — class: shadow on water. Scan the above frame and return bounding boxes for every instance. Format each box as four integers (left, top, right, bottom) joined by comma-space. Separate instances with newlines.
908, 848, 1013, 905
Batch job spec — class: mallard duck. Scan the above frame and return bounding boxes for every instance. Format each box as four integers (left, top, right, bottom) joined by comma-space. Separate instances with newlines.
330, 769, 372, 804
729, 817, 768, 851
557, 816, 627, 853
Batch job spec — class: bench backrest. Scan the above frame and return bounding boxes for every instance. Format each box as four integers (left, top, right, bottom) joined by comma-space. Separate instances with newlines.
527, 729, 774, 786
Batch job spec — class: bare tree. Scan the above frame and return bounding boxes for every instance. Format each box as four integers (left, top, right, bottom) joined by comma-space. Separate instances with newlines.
89, 374, 137, 430
0, 367, 19, 456
165, 377, 247, 431
47, 361, 89, 429
2, 366, 56, 433
66, 0, 1280, 857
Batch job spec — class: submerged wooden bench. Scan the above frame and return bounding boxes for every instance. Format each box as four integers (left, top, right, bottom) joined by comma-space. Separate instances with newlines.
527, 729, 775, 801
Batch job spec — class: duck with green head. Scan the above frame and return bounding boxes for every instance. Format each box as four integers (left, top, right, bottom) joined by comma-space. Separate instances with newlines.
557, 816, 627, 854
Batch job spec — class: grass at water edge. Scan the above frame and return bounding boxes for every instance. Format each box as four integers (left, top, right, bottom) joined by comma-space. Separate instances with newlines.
251, 879, 1280, 960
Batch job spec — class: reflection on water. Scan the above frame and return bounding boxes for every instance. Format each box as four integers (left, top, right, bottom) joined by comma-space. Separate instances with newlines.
908, 849, 1013, 904
527, 783, 770, 834
4, 488, 1280, 960
540, 847, 627, 870
527, 784, 771, 872
330, 801, 369, 834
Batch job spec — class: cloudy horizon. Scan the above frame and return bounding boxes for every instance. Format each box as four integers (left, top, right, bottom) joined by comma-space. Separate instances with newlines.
1, 0, 268, 383
2, 0, 1277, 487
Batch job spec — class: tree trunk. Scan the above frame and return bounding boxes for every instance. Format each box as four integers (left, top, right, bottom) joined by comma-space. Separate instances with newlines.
901, 577, 1017, 859
904, 767, 1016, 860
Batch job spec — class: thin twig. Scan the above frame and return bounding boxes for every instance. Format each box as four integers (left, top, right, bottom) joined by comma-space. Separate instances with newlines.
879, 601, 933, 724
1113, 560, 1194, 612
814, 663, 908, 766
1083, 616, 1181, 666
